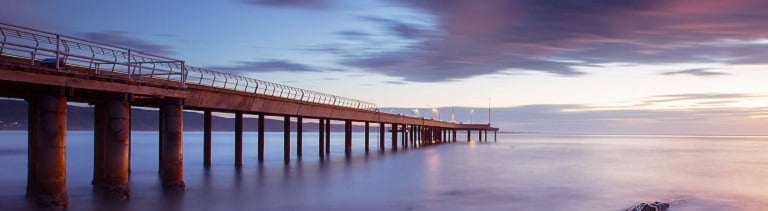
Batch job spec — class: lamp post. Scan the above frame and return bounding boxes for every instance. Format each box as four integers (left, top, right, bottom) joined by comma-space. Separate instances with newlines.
470, 109, 474, 123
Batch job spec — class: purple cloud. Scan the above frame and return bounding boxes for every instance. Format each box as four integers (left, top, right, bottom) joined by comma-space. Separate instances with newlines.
209, 59, 322, 73
244, 0, 327, 8
81, 31, 175, 55
340, 0, 768, 81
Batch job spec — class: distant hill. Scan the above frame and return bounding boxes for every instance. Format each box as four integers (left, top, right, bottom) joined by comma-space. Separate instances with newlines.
0, 99, 365, 132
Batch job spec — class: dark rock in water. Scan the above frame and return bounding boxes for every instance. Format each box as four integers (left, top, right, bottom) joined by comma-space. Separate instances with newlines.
625, 202, 670, 211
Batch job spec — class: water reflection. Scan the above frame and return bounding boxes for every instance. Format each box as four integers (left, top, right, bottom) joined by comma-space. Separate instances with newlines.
0, 132, 767, 210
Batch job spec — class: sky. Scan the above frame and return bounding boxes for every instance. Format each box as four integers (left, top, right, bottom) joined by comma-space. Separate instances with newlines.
3, 0, 768, 134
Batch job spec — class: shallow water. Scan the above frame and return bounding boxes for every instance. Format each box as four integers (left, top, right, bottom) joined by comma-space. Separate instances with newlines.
0, 131, 767, 210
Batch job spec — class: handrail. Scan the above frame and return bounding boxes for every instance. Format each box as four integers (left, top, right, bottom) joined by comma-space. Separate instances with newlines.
0, 22, 378, 111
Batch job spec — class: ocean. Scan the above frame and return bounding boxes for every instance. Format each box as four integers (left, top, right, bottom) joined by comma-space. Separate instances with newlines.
1, 131, 767, 210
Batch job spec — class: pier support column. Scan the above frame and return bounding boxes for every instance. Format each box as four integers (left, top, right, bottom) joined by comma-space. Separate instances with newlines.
93, 94, 131, 200
478, 130, 482, 142
26, 88, 68, 207
494, 131, 497, 142
443, 129, 447, 143
297, 117, 303, 157
391, 124, 398, 151
453, 129, 457, 142
401, 125, 406, 148
258, 114, 265, 162
235, 112, 243, 166
364, 122, 370, 153
318, 118, 325, 158
203, 110, 212, 166
325, 119, 330, 154
485, 130, 488, 142
410, 125, 415, 147
159, 98, 184, 191
344, 120, 352, 155
467, 130, 471, 142
283, 116, 290, 162
379, 123, 385, 151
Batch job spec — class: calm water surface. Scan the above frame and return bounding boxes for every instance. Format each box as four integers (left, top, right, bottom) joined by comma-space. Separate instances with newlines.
0, 131, 767, 210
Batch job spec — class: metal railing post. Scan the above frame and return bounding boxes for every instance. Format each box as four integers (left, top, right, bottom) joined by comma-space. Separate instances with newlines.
55, 34, 60, 69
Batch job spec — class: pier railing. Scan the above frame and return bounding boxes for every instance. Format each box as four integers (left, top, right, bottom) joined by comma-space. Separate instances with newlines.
0, 22, 377, 110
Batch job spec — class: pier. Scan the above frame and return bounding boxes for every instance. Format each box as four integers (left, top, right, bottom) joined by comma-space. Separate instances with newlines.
0, 22, 497, 207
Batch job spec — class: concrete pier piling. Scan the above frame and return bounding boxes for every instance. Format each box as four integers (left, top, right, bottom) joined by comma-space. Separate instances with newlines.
297, 117, 303, 157
235, 112, 243, 166
467, 130, 471, 142
325, 119, 331, 154
203, 110, 212, 166
391, 124, 398, 151
379, 123, 385, 151
26, 87, 68, 207
159, 98, 185, 191
478, 130, 482, 142
93, 94, 131, 200
284, 116, 290, 162
319, 118, 325, 158
364, 122, 370, 152
258, 114, 265, 161
344, 120, 352, 155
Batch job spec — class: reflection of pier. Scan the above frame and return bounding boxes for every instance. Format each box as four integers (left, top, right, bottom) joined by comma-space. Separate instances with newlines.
0, 22, 498, 207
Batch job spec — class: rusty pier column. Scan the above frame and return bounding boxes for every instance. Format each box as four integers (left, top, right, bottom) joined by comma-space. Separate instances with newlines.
297, 117, 303, 157
318, 118, 325, 159
159, 98, 185, 191
93, 93, 131, 200
257, 114, 265, 162
235, 112, 243, 166
26, 87, 68, 207
478, 129, 482, 142
203, 110, 212, 166
379, 123, 385, 151
284, 116, 291, 162
344, 120, 352, 155
325, 119, 331, 154
364, 122, 370, 153
467, 130, 471, 142
391, 124, 398, 151
401, 125, 406, 148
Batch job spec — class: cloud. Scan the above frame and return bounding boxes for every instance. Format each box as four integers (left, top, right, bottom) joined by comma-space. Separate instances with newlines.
335, 0, 768, 82
643, 93, 761, 104
243, 0, 328, 8
208, 59, 322, 73
81, 31, 175, 55
336, 30, 373, 41
661, 68, 728, 76
385, 81, 407, 85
